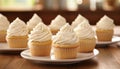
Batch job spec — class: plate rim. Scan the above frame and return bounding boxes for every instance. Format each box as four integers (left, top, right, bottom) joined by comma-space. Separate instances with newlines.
20, 49, 99, 63
0, 43, 27, 51
96, 36, 120, 45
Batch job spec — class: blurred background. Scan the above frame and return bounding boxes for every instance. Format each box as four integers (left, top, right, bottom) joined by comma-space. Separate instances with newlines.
0, 0, 120, 25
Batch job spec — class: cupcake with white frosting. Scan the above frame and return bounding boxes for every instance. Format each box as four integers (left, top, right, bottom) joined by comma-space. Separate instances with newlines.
27, 13, 42, 33
49, 15, 66, 35
71, 14, 87, 29
74, 20, 96, 53
6, 18, 28, 48
28, 22, 52, 56
52, 23, 79, 59
0, 14, 10, 42
96, 15, 115, 41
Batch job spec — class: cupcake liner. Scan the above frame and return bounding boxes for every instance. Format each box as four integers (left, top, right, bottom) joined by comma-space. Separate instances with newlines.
79, 38, 96, 53
96, 29, 113, 41
0, 31, 6, 42
29, 40, 52, 56
52, 43, 79, 59
6, 35, 28, 48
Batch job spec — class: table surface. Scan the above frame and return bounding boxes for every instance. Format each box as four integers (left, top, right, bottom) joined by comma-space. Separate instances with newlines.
0, 26, 120, 69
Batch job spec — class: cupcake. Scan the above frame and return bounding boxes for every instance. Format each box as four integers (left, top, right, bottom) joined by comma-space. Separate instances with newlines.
74, 20, 96, 53
0, 14, 10, 42
71, 14, 87, 29
49, 15, 66, 35
52, 23, 79, 59
96, 15, 115, 41
6, 18, 28, 48
28, 22, 52, 56
27, 13, 42, 33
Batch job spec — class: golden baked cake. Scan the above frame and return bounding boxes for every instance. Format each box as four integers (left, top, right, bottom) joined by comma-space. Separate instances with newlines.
28, 22, 52, 56
74, 20, 96, 53
96, 15, 115, 41
6, 18, 28, 48
52, 23, 79, 59
0, 14, 10, 42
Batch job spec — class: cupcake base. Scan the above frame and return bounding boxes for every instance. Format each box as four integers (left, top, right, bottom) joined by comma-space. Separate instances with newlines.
7, 35, 28, 48
29, 40, 52, 56
96, 29, 113, 41
0, 30, 6, 42
79, 38, 96, 53
52, 43, 79, 59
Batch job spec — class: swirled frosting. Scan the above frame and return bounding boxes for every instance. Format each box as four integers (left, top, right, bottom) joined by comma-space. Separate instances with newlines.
74, 20, 95, 39
71, 14, 87, 28
0, 14, 10, 31
7, 18, 28, 37
53, 23, 79, 45
49, 15, 66, 30
96, 15, 115, 30
27, 14, 42, 31
29, 22, 52, 42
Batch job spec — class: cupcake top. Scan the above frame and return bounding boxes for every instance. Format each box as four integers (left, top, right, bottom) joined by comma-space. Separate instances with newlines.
27, 13, 42, 31
0, 14, 10, 31
49, 15, 66, 30
74, 20, 95, 39
53, 23, 79, 45
29, 22, 52, 42
7, 18, 28, 37
71, 14, 87, 28
96, 15, 115, 30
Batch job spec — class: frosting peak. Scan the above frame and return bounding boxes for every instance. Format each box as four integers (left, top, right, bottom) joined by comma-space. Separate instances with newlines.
53, 23, 79, 45
7, 18, 28, 37
27, 13, 42, 31
96, 15, 115, 30
71, 14, 87, 28
74, 20, 95, 39
29, 22, 52, 42
49, 15, 66, 30
0, 14, 10, 31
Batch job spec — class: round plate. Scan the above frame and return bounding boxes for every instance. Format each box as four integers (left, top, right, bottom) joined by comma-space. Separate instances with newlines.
0, 43, 27, 52
96, 36, 120, 45
21, 49, 99, 64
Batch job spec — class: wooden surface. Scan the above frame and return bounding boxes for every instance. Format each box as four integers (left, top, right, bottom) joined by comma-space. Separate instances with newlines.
0, 27, 120, 69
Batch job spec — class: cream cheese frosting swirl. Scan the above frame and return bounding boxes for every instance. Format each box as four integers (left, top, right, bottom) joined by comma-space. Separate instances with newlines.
27, 14, 42, 30
71, 14, 87, 28
53, 23, 79, 45
29, 22, 52, 42
7, 18, 28, 37
96, 15, 115, 30
49, 15, 66, 30
0, 14, 10, 31
74, 20, 95, 39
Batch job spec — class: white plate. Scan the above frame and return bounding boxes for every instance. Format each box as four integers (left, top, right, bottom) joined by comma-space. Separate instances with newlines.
21, 49, 99, 64
96, 36, 120, 45
0, 43, 27, 52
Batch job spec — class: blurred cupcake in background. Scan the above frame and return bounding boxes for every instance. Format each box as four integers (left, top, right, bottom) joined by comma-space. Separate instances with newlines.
71, 14, 87, 29
74, 20, 96, 53
6, 18, 28, 48
28, 22, 52, 56
52, 23, 79, 59
49, 15, 66, 35
96, 15, 115, 41
27, 13, 42, 33
0, 14, 10, 42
